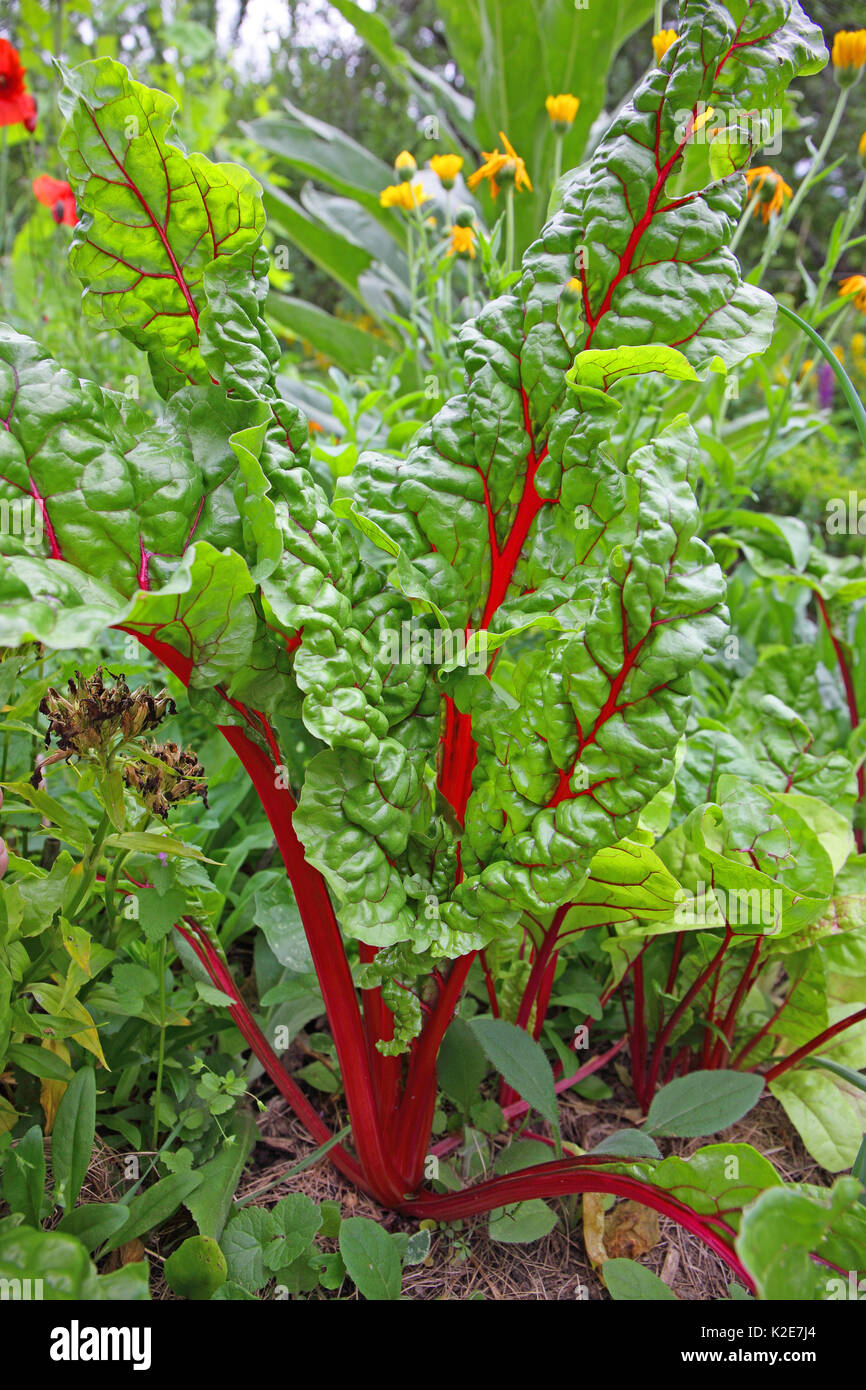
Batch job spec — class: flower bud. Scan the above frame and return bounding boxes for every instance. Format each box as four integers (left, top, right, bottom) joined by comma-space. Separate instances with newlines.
394, 150, 417, 182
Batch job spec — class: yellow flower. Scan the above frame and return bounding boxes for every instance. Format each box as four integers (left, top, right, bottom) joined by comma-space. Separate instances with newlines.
430, 153, 464, 189
447, 223, 476, 259
379, 181, 426, 211
394, 150, 417, 182
652, 29, 679, 62
545, 93, 580, 130
467, 131, 532, 200
839, 274, 866, 313
744, 165, 792, 223
562, 276, 583, 305
832, 29, 866, 85
859, 131, 866, 169
851, 331, 866, 356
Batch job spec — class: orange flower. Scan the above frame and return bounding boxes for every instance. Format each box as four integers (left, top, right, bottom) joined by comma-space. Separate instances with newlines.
429, 153, 464, 189
33, 174, 77, 226
447, 223, 476, 259
467, 131, 532, 200
839, 274, 866, 313
744, 165, 792, 223
0, 38, 37, 130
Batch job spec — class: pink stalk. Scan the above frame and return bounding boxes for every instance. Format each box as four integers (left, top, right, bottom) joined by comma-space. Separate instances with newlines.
817, 594, 864, 852
763, 1006, 866, 1083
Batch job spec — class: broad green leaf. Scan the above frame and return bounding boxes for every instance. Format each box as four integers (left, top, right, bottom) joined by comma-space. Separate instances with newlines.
646, 1143, 782, 1225
437, 1015, 489, 1114
339, 1216, 403, 1300
769, 1069, 866, 1172
644, 1071, 763, 1138
469, 1018, 559, 1135
590, 1130, 661, 1159
183, 1113, 257, 1240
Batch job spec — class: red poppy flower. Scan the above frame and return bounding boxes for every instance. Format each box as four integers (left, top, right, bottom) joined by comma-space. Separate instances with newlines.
33, 174, 77, 227
0, 38, 37, 130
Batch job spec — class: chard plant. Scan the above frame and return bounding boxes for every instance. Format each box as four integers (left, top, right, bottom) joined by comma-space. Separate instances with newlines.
2, 0, 864, 1292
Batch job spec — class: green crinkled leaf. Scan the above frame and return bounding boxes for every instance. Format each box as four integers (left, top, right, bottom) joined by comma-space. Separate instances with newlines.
646, 1142, 782, 1225
59, 57, 264, 395
566, 345, 699, 394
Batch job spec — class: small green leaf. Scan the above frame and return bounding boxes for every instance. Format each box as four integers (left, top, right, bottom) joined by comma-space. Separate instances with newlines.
488, 1200, 558, 1245
404, 1229, 431, 1265
1, 1124, 45, 1227
56, 1203, 130, 1252
264, 1193, 322, 1271
220, 1207, 273, 1293
590, 1130, 662, 1159
51, 1067, 96, 1212
604, 1258, 678, 1300
103, 1171, 203, 1253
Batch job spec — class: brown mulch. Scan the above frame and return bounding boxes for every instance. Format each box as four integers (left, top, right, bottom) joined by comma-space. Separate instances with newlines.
29, 1069, 828, 1301
221, 1079, 828, 1303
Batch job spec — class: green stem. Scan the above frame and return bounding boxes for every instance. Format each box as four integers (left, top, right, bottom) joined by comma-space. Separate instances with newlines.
729, 192, 758, 255
67, 809, 111, 920
754, 87, 849, 285
776, 301, 866, 456
653, 0, 663, 31
104, 811, 151, 933
152, 936, 167, 1150
505, 187, 515, 275
552, 132, 563, 191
